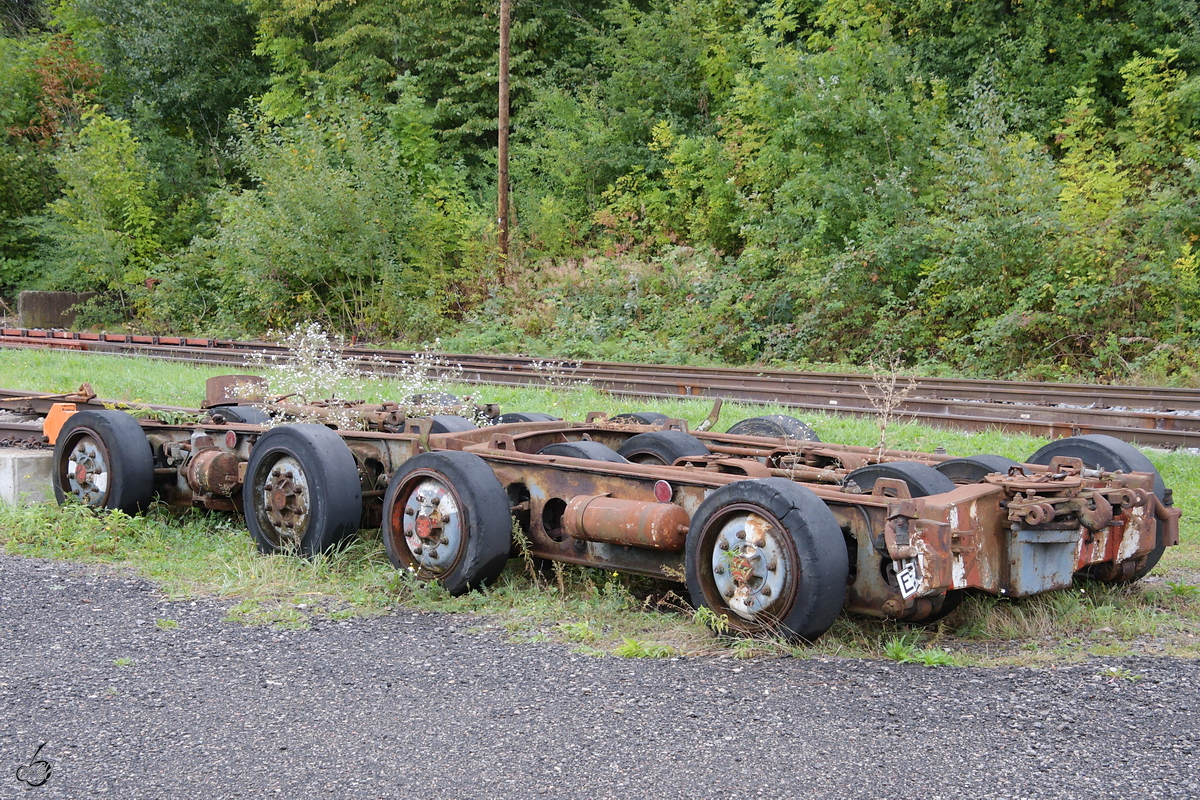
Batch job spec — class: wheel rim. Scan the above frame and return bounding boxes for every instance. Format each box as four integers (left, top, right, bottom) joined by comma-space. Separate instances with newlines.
702, 504, 797, 625
257, 455, 310, 549
63, 432, 110, 505
390, 473, 465, 576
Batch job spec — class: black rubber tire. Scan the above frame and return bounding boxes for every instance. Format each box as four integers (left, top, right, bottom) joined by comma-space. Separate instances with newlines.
1027, 434, 1166, 582
725, 414, 820, 442
381, 451, 512, 595
935, 455, 1020, 484
617, 430, 711, 465
846, 461, 957, 497
846, 460, 960, 624
244, 424, 363, 556
686, 478, 848, 642
610, 411, 669, 425
215, 405, 271, 425
537, 441, 629, 462
496, 412, 561, 424
427, 415, 478, 433
52, 410, 154, 515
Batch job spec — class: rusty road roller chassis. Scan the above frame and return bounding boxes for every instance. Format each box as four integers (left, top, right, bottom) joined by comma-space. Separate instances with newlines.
44, 377, 1181, 642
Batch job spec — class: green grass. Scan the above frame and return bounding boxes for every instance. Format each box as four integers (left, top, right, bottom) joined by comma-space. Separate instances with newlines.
0, 349, 246, 408
1097, 665, 1143, 681
2, 347, 1199, 664
882, 634, 960, 666
612, 637, 679, 658
1167, 581, 1200, 597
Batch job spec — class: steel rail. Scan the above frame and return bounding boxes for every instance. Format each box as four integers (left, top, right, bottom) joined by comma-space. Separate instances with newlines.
5, 327, 1196, 408
3, 327, 1198, 448
378, 354, 1198, 410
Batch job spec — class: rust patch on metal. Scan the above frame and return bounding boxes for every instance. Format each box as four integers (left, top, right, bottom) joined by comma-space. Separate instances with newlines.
186, 448, 242, 496
203, 375, 268, 408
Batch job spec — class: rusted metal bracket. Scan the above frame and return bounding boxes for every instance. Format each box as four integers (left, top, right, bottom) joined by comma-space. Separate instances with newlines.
1047, 455, 1085, 475
1075, 492, 1113, 532
1005, 485, 1151, 533
694, 397, 724, 432
490, 433, 518, 451
474, 403, 502, 419
871, 477, 911, 500
1151, 492, 1183, 547
203, 375, 267, 408
405, 417, 434, 453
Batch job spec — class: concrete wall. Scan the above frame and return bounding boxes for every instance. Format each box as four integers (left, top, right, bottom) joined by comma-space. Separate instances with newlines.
17, 291, 99, 329
0, 449, 54, 505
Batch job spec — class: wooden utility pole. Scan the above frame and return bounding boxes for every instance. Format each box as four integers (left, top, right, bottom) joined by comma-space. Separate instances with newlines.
497, 0, 511, 274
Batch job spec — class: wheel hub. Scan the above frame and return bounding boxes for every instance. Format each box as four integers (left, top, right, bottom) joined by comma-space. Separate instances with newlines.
261, 458, 309, 546
711, 512, 789, 619
415, 512, 442, 540
401, 479, 462, 573
66, 437, 109, 503
270, 480, 295, 512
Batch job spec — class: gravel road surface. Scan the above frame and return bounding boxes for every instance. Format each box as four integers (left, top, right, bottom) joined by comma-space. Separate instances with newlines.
1, 554, 1197, 799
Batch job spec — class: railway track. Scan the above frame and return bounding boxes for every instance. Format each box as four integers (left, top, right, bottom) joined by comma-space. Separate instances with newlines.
0, 385, 196, 447
2, 327, 1196, 448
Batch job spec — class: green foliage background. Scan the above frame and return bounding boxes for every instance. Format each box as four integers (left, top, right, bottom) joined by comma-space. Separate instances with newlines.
2, 0, 1199, 381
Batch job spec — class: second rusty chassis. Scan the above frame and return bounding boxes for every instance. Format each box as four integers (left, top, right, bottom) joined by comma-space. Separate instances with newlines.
133, 403, 1179, 632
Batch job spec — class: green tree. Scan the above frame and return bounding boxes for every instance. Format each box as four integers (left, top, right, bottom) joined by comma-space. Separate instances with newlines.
728, 26, 946, 276
246, 0, 603, 165
32, 109, 161, 311
513, 0, 758, 252
1047, 49, 1200, 376
2, 0, 48, 36
902, 88, 1066, 371
811, 0, 1200, 136
57, 0, 267, 144
1, 33, 99, 296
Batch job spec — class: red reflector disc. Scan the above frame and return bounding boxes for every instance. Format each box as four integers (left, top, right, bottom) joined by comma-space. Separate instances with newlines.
653, 480, 672, 503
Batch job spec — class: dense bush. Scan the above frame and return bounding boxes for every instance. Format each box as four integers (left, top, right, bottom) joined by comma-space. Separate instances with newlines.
144, 99, 483, 339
